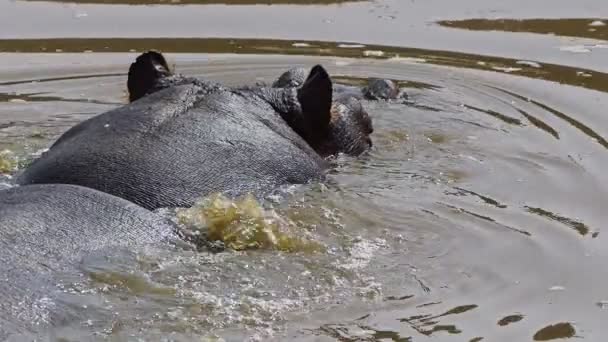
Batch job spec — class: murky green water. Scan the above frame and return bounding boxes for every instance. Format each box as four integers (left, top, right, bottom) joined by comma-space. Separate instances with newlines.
1, 0, 608, 340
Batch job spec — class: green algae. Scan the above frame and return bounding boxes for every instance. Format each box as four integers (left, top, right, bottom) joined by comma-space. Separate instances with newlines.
176, 193, 325, 253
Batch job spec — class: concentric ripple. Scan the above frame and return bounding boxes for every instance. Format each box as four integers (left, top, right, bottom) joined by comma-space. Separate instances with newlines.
1, 51, 607, 340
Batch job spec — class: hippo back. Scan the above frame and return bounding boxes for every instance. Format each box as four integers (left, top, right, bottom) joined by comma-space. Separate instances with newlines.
0, 184, 174, 339
18, 84, 326, 210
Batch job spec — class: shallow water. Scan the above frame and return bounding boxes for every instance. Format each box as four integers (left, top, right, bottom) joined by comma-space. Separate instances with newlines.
1, 0, 608, 341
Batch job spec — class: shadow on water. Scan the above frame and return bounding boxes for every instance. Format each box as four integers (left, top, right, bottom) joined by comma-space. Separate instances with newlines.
525, 206, 592, 237
20, 0, 364, 4
443, 186, 597, 238
445, 187, 508, 209
398, 305, 477, 337
2, 37, 608, 94
514, 107, 560, 139
438, 18, 608, 41
463, 104, 523, 126
440, 203, 532, 237
319, 324, 413, 342
313, 304, 481, 341
489, 86, 608, 149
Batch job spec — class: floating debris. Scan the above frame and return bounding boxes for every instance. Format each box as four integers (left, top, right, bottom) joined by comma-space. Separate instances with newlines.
589, 20, 606, 27
363, 50, 385, 57
491, 66, 522, 73
292, 42, 311, 48
29, 132, 45, 139
388, 56, 427, 63
559, 45, 591, 53
576, 71, 593, 77
338, 44, 366, 48
533, 322, 576, 340
498, 314, 524, 326
516, 60, 542, 68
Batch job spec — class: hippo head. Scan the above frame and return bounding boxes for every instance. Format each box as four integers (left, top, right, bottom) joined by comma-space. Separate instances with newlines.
274, 66, 373, 156
127, 51, 373, 157
363, 78, 401, 100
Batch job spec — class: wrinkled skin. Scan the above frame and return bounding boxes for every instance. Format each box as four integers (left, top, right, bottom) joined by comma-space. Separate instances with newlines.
18, 51, 373, 210
272, 66, 407, 102
0, 184, 175, 340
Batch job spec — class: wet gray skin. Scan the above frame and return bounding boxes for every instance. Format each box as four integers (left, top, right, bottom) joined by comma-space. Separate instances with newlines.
272, 66, 406, 101
17, 51, 373, 210
0, 184, 175, 341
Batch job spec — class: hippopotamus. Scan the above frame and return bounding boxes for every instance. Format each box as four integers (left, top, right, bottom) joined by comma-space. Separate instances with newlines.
17, 51, 373, 210
272, 66, 407, 102
0, 184, 175, 340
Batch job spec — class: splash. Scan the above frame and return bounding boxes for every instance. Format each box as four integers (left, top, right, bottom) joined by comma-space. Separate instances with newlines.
176, 194, 325, 253
0, 150, 17, 174
89, 271, 176, 296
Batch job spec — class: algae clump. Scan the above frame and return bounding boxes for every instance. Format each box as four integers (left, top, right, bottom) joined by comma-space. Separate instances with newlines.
176, 193, 324, 253
0, 150, 17, 174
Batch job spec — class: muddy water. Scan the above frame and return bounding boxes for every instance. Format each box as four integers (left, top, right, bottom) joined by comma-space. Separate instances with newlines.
1, 0, 608, 341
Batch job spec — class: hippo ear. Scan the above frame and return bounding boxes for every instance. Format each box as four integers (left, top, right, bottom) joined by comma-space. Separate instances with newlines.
127, 51, 172, 102
297, 65, 333, 131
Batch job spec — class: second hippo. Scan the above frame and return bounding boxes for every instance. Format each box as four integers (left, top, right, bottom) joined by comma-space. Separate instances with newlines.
0, 184, 175, 340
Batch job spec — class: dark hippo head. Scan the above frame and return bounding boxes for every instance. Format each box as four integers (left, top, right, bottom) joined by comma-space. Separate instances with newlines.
363, 78, 401, 100
127, 51, 373, 157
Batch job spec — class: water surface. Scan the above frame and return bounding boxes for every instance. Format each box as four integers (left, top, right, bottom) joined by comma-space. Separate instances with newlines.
1, 0, 608, 340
